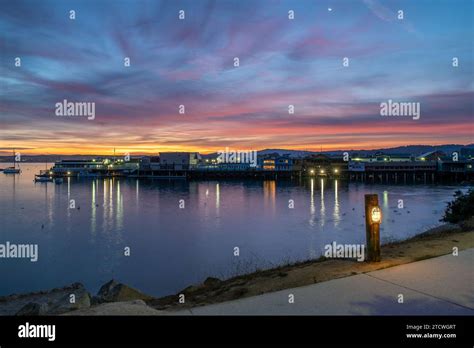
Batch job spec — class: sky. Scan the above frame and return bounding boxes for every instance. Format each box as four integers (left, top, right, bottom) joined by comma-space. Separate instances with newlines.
0, 0, 473, 155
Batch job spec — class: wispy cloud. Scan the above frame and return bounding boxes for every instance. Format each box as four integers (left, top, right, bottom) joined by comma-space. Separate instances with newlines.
0, 0, 472, 154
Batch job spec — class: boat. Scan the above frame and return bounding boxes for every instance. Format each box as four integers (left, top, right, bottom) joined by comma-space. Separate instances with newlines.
3, 149, 21, 174
34, 175, 53, 183
3, 167, 21, 174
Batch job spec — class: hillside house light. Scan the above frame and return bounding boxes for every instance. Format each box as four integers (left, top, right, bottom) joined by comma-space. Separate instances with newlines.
334, 168, 339, 173
320, 169, 325, 174
370, 206, 382, 224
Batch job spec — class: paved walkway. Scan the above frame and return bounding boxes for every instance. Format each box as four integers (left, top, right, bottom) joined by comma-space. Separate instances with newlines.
174, 249, 474, 315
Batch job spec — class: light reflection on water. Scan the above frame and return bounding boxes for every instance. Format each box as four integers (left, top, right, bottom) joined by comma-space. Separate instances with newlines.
0, 164, 470, 297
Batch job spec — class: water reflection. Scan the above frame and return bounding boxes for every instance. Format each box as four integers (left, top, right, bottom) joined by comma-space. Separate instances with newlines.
320, 178, 325, 226
91, 179, 97, 235
67, 177, 71, 219
0, 164, 469, 297
334, 179, 340, 225
263, 180, 276, 215
108, 179, 113, 227
309, 178, 316, 227
135, 179, 139, 205
103, 178, 108, 232
383, 190, 389, 209
116, 180, 123, 231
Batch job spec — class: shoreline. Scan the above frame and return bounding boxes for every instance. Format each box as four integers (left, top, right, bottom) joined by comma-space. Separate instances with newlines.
1, 222, 472, 315
148, 223, 474, 311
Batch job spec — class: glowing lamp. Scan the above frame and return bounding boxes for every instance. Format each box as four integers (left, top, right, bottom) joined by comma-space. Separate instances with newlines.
370, 206, 382, 224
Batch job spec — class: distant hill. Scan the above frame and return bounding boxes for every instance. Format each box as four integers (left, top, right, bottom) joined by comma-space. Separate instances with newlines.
358, 144, 474, 156
0, 144, 473, 162
257, 144, 474, 158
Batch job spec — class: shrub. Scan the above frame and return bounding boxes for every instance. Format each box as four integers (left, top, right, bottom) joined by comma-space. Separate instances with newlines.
442, 189, 474, 223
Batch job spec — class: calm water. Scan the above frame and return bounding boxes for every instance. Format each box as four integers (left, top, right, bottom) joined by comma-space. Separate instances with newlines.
0, 164, 469, 297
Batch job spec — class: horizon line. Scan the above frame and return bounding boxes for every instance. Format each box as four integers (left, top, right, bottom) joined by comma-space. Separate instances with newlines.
0, 142, 473, 157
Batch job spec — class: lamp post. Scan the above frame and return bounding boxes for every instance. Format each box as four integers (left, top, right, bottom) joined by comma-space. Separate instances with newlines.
365, 194, 381, 262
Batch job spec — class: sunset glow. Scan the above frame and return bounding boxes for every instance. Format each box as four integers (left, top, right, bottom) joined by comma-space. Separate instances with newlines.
1, 0, 473, 155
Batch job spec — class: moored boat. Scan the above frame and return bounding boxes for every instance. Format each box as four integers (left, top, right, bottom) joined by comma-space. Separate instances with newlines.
3, 149, 21, 174
3, 167, 21, 174
34, 175, 53, 182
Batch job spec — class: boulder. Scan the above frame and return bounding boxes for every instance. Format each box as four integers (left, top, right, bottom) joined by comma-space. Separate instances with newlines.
62, 300, 165, 316
15, 302, 49, 316
96, 280, 153, 303
203, 277, 221, 287
48, 287, 91, 314
0, 282, 87, 316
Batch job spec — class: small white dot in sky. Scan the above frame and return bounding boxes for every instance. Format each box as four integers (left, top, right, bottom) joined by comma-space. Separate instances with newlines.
328, 8, 332, 12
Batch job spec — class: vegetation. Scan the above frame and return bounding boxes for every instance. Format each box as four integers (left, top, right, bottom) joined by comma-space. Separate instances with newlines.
442, 189, 474, 223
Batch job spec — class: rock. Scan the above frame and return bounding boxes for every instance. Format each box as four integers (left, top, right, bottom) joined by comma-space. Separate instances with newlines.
0, 282, 87, 316
203, 277, 221, 287
229, 287, 248, 299
62, 300, 165, 316
97, 280, 153, 303
180, 284, 201, 293
90, 296, 101, 306
15, 302, 48, 316
48, 288, 91, 315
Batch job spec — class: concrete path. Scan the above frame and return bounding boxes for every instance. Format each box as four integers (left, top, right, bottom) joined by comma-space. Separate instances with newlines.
174, 249, 474, 315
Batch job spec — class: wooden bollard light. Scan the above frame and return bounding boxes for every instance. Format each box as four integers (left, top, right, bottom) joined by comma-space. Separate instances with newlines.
364, 194, 382, 262
371, 206, 382, 224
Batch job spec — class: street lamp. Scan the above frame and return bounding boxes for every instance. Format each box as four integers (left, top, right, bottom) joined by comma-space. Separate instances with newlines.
334, 168, 339, 174
365, 194, 381, 262
370, 206, 382, 224
310, 169, 315, 175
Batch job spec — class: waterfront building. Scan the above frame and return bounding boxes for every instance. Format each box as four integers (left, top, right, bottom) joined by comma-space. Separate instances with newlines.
52, 158, 140, 176
258, 154, 294, 171
416, 151, 446, 161
350, 153, 414, 162
301, 154, 345, 177
44, 149, 473, 182
437, 157, 471, 173
159, 152, 200, 170
52, 159, 105, 175
460, 147, 474, 159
